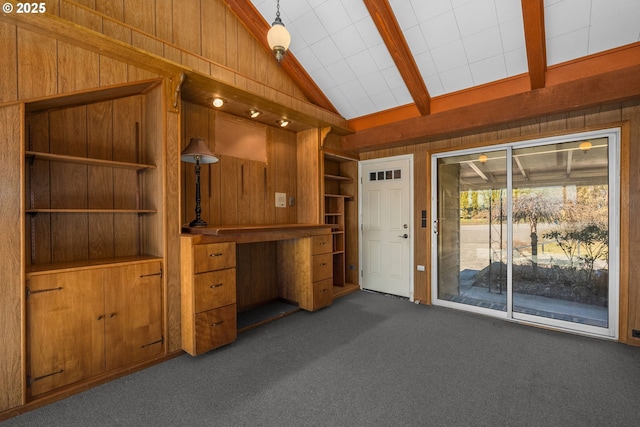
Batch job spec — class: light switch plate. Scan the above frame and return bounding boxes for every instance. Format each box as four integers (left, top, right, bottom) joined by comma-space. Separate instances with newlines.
275, 192, 286, 208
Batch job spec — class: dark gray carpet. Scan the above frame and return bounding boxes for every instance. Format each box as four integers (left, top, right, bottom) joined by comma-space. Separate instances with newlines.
4, 290, 640, 426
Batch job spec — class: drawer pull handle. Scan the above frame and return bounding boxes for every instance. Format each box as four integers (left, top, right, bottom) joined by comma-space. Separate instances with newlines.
320, 262, 327, 266
140, 271, 162, 278
210, 321, 224, 327
210, 283, 223, 288
209, 253, 223, 257
32, 369, 64, 383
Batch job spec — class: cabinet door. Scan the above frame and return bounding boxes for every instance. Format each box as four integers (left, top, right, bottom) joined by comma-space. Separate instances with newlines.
104, 262, 163, 371
27, 270, 105, 397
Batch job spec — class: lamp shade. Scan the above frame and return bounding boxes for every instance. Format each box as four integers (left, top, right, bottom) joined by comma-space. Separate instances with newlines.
181, 137, 219, 164
267, 23, 291, 53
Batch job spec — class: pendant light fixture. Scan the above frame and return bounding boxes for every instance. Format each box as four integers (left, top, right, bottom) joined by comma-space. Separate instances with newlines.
267, 0, 290, 63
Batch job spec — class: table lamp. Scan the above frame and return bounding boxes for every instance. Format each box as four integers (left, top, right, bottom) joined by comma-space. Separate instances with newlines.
181, 137, 218, 227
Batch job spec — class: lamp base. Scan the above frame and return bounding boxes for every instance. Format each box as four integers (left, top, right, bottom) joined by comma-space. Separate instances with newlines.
189, 218, 208, 228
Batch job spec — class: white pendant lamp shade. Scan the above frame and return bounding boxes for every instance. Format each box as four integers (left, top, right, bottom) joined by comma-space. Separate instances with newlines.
267, 0, 290, 62
267, 23, 290, 52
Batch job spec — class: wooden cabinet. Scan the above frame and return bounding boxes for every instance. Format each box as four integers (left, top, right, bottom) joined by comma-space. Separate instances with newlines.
278, 233, 333, 311
181, 240, 237, 356
27, 261, 163, 397
323, 151, 358, 289
104, 262, 164, 371
23, 82, 166, 398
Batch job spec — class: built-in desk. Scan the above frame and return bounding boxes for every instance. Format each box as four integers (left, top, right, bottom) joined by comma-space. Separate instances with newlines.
180, 224, 334, 356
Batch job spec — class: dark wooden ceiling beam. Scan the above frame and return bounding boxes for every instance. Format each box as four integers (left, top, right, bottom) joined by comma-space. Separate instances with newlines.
521, 0, 547, 89
223, 0, 339, 115
363, 0, 431, 115
342, 64, 640, 151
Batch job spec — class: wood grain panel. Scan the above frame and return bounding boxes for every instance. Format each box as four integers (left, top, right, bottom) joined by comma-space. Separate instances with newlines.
87, 102, 115, 258
0, 104, 23, 412
123, 0, 155, 35
171, 0, 201, 55
263, 128, 277, 225
236, 17, 256, 79
201, 0, 227, 65
296, 129, 321, 224
219, 156, 240, 225
111, 96, 141, 257
521, 0, 546, 89
17, 28, 57, 99
205, 108, 222, 226
104, 262, 164, 371
25, 113, 51, 265
154, 0, 173, 42
412, 146, 428, 303
193, 304, 237, 355
236, 242, 278, 310
193, 268, 236, 313
27, 270, 106, 397
0, 22, 18, 103
96, 0, 129, 85
224, 6, 239, 73
622, 105, 640, 343
165, 108, 182, 352
193, 242, 236, 273
141, 84, 163, 256
340, 159, 359, 286
49, 107, 89, 263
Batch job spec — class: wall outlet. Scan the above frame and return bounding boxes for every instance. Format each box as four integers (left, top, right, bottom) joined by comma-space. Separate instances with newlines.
275, 192, 287, 208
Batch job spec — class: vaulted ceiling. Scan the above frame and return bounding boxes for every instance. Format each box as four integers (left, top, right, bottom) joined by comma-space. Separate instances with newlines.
225, 0, 640, 150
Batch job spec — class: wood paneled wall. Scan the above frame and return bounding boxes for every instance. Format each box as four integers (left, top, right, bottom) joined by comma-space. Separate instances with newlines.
360, 101, 640, 345
77, 0, 306, 102
0, 104, 23, 412
180, 101, 298, 227
25, 97, 147, 266
0, 0, 325, 417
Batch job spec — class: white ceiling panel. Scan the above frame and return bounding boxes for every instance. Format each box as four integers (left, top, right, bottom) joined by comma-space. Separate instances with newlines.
248, 0, 638, 121
390, 0, 527, 97
251, 0, 411, 119
545, 0, 640, 66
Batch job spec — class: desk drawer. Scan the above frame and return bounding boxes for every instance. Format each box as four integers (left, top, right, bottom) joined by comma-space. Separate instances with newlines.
194, 268, 236, 313
312, 234, 332, 255
194, 242, 236, 273
312, 253, 332, 281
194, 304, 237, 355
313, 278, 333, 310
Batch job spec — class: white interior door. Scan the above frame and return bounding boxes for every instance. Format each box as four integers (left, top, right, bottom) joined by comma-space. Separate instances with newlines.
360, 155, 413, 299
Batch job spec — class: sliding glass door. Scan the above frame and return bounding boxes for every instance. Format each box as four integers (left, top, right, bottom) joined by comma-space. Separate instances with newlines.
432, 130, 619, 338
436, 150, 508, 312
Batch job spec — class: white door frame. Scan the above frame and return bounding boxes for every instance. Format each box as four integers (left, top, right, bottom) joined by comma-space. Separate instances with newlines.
359, 154, 415, 301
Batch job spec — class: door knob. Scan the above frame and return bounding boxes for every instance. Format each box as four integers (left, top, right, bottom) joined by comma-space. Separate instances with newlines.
398, 233, 408, 238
